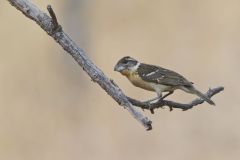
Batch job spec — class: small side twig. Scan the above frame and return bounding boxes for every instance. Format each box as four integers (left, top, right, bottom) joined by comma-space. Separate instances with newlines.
47, 5, 62, 33
128, 86, 224, 114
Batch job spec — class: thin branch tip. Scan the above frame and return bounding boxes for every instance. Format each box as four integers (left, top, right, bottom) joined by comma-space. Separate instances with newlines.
146, 123, 152, 131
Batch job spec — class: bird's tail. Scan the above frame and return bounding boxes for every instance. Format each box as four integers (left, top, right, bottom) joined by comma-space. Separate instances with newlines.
191, 88, 215, 105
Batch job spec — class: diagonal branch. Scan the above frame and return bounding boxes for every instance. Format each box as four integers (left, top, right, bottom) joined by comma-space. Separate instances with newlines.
7, 0, 152, 130
128, 86, 224, 114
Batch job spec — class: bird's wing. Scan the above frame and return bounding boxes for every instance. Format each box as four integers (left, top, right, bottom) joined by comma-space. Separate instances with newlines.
137, 63, 193, 87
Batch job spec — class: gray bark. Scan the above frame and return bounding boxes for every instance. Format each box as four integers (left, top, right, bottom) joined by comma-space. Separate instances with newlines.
7, 0, 152, 130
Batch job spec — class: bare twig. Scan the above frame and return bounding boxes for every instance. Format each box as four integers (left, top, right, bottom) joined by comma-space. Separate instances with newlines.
46, 5, 62, 33
128, 86, 224, 114
7, 0, 152, 130
47, 6, 58, 27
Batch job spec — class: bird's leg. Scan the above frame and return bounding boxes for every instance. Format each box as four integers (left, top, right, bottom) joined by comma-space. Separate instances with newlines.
143, 91, 162, 104
143, 91, 174, 104
161, 91, 174, 100
143, 91, 174, 113
142, 92, 161, 113
145, 92, 162, 114
143, 97, 159, 103
158, 91, 174, 111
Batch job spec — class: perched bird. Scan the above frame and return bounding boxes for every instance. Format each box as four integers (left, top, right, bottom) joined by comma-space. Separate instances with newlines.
114, 56, 215, 105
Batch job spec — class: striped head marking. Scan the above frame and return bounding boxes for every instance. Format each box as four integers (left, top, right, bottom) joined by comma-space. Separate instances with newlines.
114, 56, 139, 72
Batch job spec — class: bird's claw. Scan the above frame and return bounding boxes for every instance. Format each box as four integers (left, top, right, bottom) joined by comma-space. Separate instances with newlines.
144, 101, 155, 114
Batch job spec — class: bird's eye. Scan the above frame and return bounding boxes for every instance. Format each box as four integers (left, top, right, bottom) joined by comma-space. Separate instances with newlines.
122, 60, 128, 64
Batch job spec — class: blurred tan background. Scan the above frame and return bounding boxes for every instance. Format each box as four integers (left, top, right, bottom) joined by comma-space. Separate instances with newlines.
0, 0, 239, 160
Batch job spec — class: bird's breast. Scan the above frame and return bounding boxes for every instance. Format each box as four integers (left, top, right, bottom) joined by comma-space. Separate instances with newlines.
125, 72, 155, 91
121, 70, 173, 92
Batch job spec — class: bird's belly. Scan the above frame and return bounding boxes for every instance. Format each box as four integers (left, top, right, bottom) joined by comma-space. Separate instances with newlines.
128, 74, 155, 91
126, 72, 173, 92
132, 79, 156, 91
149, 83, 173, 92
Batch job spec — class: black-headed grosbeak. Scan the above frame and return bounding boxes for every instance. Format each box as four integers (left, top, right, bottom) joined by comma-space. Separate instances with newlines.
114, 56, 215, 105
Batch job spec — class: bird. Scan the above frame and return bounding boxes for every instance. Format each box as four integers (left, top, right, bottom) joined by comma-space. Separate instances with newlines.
114, 56, 215, 105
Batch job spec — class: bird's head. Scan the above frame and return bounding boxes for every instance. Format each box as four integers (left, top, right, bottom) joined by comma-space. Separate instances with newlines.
114, 56, 139, 75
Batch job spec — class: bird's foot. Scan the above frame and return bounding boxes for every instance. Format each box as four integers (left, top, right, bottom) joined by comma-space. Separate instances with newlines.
142, 101, 155, 114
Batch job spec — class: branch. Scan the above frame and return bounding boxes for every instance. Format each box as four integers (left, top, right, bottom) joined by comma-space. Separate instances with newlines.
128, 86, 224, 114
7, 0, 152, 130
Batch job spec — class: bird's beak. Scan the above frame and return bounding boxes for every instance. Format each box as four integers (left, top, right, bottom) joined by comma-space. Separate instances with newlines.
114, 64, 125, 72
